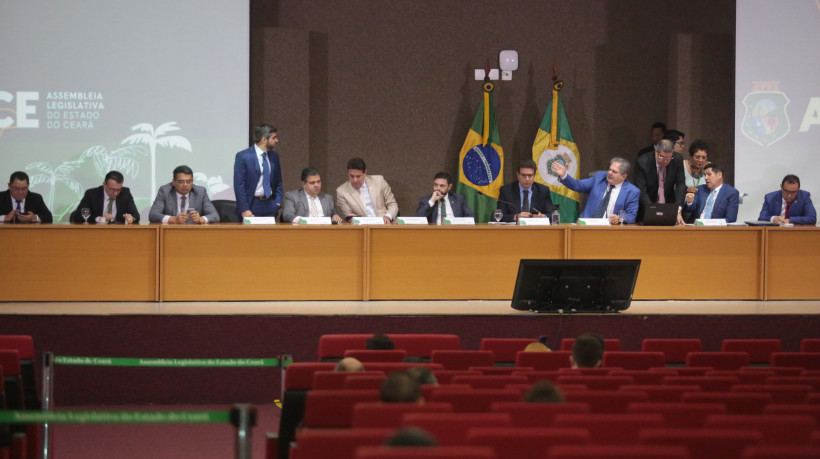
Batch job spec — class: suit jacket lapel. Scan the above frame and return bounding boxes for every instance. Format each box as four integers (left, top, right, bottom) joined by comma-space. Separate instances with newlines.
299, 189, 309, 214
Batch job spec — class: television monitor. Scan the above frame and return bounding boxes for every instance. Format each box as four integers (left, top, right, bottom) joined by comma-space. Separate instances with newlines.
511, 259, 641, 313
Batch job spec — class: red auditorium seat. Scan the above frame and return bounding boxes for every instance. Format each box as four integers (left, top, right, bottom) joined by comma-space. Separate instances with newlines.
400, 412, 511, 445
450, 374, 528, 389
610, 369, 676, 385
345, 375, 386, 390
627, 401, 727, 428
0, 335, 38, 410
721, 339, 782, 364
686, 352, 750, 370
548, 444, 690, 459
766, 375, 820, 391
764, 404, 820, 424
515, 351, 571, 370
705, 370, 773, 384
430, 388, 521, 412
771, 352, 820, 370
602, 352, 665, 370
621, 385, 701, 403
479, 338, 538, 363
512, 370, 562, 384
681, 392, 772, 414
292, 428, 393, 459
663, 375, 739, 392
556, 375, 634, 391
284, 362, 336, 390
302, 390, 380, 428
553, 412, 665, 445
800, 339, 820, 353
433, 370, 481, 384
465, 427, 591, 459
317, 334, 461, 361
354, 446, 497, 459
639, 428, 763, 459
344, 350, 407, 362
351, 402, 452, 428
563, 390, 649, 413
490, 401, 590, 427
561, 338, 622, 352
730, 384, 812, 404
641, 338, 702, 364
704, 414, 817, 445
0, 350, 24, 410
467, 366, 533, 376
313, 371, 385, 390
741, 445, 820, 459
664, 367, 714, 377
557, 367, 613, 375
431, 351, 494, 371
741, 366, 803, 376
363, 363, 444, 374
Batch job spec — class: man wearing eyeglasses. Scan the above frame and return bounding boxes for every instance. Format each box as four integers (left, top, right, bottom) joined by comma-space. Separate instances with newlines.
149, 165, 219, 224
634, 138, 686, 224
497, 159, 554, 222
664, 129, 686, 155
0, 171, 53, 224
758, 175, 816, 225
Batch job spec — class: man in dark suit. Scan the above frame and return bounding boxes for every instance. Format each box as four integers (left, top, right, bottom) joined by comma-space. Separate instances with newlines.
282, 167, 343, 224
634, 138, 686, 224
1, 171, 52, 224
497, 159, 554, 222
758, 174, 816, 225
636, 121, 666, 159
70, 170, 139, 224
415, 171, 475, 224
149, 165, 219, 224
551, 157, 641, 224
233, 124, 283, 219
684, 163, 739, 223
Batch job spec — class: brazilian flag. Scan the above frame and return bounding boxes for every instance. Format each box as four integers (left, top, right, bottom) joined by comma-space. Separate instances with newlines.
532, 80, 580, 223
456, 81, 504, 223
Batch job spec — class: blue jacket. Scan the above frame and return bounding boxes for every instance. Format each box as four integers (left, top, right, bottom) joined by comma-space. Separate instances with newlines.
559, 171, 640, 223
233, 146, 283, 216
758, 189, 816, 225
685, 183, 739, 223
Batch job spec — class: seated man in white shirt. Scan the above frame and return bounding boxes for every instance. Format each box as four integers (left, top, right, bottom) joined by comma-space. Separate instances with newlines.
282, 167, 342, 224
336, 157, 399, 224
415, 171, 475, 224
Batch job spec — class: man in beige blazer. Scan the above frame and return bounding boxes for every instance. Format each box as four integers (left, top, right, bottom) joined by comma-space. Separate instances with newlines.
336, 157, 399, 224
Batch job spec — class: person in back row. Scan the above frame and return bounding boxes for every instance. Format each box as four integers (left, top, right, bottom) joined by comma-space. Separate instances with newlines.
570, 333, 605, 368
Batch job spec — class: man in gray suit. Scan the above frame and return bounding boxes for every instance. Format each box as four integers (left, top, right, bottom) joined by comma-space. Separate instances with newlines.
282, 167, 342, 224
149, 165, 220, 224
415, 171, 475, 224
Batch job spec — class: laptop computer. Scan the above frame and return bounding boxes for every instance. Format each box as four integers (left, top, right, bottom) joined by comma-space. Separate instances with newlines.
641, 203, 678, 226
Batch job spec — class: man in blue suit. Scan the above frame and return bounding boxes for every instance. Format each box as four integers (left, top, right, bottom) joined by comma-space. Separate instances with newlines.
684, 163, 739, 223
233, 124, 283, 219
758, 174, 816, 225
551, 157, 640, 224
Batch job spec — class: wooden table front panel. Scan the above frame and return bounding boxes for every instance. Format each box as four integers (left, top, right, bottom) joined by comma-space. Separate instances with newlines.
568, 226, 763, 300
766, 227, 820, 300
161, 225, 364, 301
368, 226, 567, 300
0, 225, 158, 301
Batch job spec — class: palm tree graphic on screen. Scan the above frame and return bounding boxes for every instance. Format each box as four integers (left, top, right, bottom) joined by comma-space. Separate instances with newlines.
79, 144, 147, 180
25, 159, 85, 220
121, 122, 192, 195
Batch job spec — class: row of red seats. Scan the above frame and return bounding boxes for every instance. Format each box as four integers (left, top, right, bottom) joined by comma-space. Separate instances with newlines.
0, 335, 40, 459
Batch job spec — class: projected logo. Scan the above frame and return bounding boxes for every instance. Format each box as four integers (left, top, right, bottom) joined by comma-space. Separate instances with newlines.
741, 82, 791, 147
0, 90, 106, 140
538, 145, 577, 187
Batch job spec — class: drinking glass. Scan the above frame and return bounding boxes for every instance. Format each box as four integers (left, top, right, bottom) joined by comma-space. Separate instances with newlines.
618, 210, 627, 225
80, 208, 91, 223
492, 209, 503, 223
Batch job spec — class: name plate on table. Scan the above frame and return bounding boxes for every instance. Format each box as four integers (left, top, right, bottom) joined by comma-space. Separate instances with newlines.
577, 218, 611, 226
443, 217, 475, 225
396, 216, 429, 225
298, 217, 332, 225
518, 217, 550, 226
243, 217, 277, 225
695, 219, 728, 226
352, 216, 385, 225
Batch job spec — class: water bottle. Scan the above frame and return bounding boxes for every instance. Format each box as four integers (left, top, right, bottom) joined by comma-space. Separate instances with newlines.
551, 205, 560, 225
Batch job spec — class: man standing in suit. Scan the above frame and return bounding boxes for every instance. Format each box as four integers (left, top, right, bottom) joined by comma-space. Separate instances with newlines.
336, 157, 398, 224
233, 124, 283, 219
0, 171, 52, 224
70, 170, 139, 224
497, 159, 554, 222
684, 163, 739, 223
415, 171, 475, 224
282, 167, 343, 224
634, 139, 686, 224
149, 165, 219, 224
758, 174, 816, 225
551, 157, 640, 224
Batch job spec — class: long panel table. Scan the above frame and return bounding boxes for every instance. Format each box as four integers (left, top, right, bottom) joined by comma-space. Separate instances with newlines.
2, 224, 818, 301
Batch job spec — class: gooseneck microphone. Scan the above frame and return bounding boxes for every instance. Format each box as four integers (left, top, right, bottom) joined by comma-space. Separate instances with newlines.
477, 190, 541, 215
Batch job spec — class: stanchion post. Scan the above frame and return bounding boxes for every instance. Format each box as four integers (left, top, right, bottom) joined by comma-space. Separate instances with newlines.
41, 352, 54, 459
279, 354, 291, 402
230, 404, 256, 459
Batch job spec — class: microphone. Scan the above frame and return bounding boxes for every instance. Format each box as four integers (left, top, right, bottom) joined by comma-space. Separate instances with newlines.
477, 191, 542, 215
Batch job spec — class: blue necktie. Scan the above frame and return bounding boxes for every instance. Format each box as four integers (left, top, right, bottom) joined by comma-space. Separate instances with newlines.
703, 189, 717, 219
14, 200, 21, 222
262, 153, 272, 198
593, 185, 612, 218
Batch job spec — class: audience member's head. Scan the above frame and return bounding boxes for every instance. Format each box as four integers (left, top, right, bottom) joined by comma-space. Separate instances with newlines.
523, 380, 565, 403
406, 366, 438, 386
570, 333, 605, 368
366, 333, 395, 350
524, 342, 551, 352
380, 371, 422, 403
384, 427, 438, 447
334, 357, 365, 372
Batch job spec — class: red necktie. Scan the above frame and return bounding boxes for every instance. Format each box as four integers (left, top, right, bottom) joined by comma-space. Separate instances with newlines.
785, 201, 791, 219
